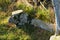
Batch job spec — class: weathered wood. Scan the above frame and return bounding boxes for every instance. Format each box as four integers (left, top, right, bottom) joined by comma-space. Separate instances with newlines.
31, 19, 55, 32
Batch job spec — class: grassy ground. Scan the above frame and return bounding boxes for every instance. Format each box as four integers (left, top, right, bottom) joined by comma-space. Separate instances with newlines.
0, 0, 55, 40
0, 12, 54, 40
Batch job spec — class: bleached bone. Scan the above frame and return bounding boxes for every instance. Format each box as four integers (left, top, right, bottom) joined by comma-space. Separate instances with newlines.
50, 35, 60, 40
12, 10, 23, 15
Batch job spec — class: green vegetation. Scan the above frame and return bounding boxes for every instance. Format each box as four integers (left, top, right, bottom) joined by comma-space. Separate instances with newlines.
0, 0, 11, 11
16, 3, 54, 23
0, 0, 54, 40
0, 22, 53, 40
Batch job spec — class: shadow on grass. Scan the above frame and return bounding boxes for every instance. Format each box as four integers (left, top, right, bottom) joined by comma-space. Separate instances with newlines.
0, 23, 54, 40
17, 23, 54, 40
0, 24, 31, 40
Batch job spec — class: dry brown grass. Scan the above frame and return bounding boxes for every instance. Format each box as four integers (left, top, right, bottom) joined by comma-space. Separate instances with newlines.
7, 23, 16, 28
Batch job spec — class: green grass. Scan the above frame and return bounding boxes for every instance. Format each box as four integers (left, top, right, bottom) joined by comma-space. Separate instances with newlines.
0, 23, 53, 40
0, 24, 31, 40
0, 15, 53, 40
0, 13, 53, 40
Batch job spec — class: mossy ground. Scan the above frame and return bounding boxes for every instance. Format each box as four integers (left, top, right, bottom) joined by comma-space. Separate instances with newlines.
0, 12, 53, 40
0, 0, 54, 40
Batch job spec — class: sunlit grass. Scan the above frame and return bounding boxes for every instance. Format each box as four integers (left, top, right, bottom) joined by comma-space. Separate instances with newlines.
0, 17, 10, 24
0, 11, 9, 24
0, 14, 31, 40
0, 15, 53, 40
0, 23, 31, 40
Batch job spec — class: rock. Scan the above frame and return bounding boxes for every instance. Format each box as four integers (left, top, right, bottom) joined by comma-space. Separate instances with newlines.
19, 13, 28, 25
49, 35, 60, 40
9, 10, 55, 32
31, 19, 54, 32
9, 10, 54, 32
9, 10, 28, 26
9, 16, 15, 23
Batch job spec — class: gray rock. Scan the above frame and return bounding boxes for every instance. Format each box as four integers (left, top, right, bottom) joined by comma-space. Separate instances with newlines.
19, 13, 28, 24
31, 19, 54, 32
9, 11, 28, 26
